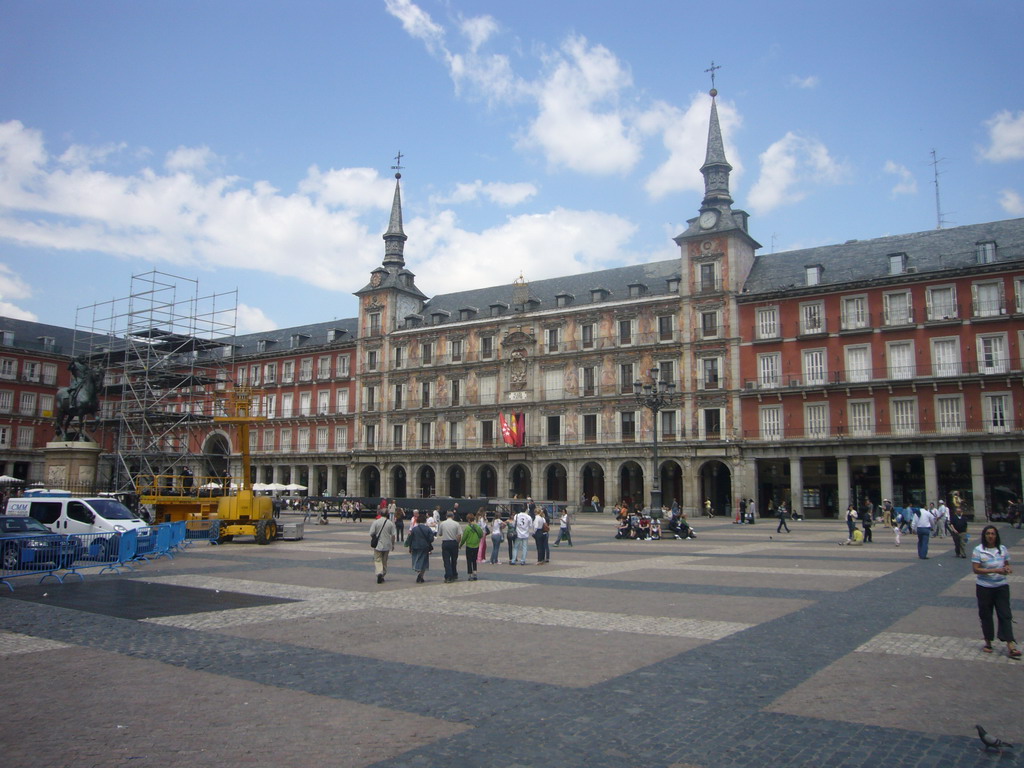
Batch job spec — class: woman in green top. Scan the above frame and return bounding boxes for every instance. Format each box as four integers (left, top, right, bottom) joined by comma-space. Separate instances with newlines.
460, 513, 485, 581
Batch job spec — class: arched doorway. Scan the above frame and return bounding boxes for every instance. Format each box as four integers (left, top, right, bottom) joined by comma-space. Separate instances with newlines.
581, 462, 605, 508
661, 460, 683, 510
202, 433, 231, 484
478, 464, 498, 498
510, 464, 532, 498
391, 465, 407, 498
698, 460, 733, 517
545, 463, 567, 501
418, 465, 436, 497
618, 460, 644, 510
448, 465, 465, 497
361, 466, 381, 497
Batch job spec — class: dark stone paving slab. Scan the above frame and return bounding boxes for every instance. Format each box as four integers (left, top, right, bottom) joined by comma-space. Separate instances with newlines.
0, 579, 296, 619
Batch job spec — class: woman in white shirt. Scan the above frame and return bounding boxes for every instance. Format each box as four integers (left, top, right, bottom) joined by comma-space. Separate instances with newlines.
972, 525, 1020, 658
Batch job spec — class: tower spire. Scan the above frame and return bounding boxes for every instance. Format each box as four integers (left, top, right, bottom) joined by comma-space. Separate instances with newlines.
382, 153, 407, 268
700, 68, 733, 210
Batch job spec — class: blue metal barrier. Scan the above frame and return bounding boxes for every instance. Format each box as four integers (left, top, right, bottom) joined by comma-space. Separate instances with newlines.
184, 519, 213, 546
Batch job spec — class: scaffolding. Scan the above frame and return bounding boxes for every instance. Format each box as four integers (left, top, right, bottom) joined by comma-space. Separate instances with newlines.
73, 270, 237, 495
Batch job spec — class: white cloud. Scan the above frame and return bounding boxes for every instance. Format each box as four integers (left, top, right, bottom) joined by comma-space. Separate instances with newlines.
236, 303, 277, 334
0, 262, 37, 320
884, 160, 917, 196
789, 75, 820, 89
459, 14, 498, 53
999, 189, 1024, 216
165, 145, 219, 173
408, 207, 638, 295
383, 0, 445, 53
748, 132, 847, 213
642, 93, 743, 200
980, 110, 1024, 162
522, 36, 641, 175
298, 166, 396, 209
432, 180, 538, 207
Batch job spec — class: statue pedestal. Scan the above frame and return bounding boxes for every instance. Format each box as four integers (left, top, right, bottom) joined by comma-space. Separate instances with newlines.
43, 441, 103, 493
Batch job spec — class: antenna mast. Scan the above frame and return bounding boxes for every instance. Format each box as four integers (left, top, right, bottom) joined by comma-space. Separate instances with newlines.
930, 149, 948, 229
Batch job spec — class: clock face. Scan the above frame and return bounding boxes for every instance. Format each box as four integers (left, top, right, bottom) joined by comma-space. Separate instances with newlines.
370, 272, 383, 287
699, 211, 718, 229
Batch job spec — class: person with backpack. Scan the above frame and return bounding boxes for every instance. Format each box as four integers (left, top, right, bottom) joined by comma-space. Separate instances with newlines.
369, 508, 397, 584
460, 513, 485, 581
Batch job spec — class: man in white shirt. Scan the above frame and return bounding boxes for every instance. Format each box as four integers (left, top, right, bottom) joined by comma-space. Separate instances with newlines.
511, 507, 534, 565
438, 511, 463, 583
936, 500, 950, 537
914, 504, 938, 559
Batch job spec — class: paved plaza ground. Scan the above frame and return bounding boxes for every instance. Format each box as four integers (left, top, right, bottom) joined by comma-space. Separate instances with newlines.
0, 513, 1021, 768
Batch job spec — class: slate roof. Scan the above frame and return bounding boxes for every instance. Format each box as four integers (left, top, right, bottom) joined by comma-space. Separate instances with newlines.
0, 317, 113, 357
228, 317, 360, 358
743, 218, 1024, 296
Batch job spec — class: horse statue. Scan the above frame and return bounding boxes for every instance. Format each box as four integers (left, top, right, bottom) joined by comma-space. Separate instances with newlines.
55, 357, 102, 441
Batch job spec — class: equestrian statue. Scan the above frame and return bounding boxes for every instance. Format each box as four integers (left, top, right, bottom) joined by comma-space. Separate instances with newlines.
55, 356, 102, 441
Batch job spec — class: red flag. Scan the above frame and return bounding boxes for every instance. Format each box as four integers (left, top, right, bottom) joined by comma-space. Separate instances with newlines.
499, 413, 515, 446
514, 412, 525, 447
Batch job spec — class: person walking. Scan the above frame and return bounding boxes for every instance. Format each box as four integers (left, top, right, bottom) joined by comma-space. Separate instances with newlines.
369, 509, 397, 584
488, 516, 505, 564
591, 494, 601, 514
438, 511, 462, 583
861, 503, 873, 543
393, 506, 405, 543
512, 505, 534, 565
460, 513, 484, 581
406, 512, 435, 583
972, 525, 1020, 659
776, 502, 790, 533
533, 505, 551, 563
555, 508, 572, 547
948, 505, 968, 558
704, 499, 713, 518
913, 503, 937, 559
845, 504, 859, 542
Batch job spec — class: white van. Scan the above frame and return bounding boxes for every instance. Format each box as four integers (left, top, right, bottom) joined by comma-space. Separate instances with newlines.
5, 496, 150, 558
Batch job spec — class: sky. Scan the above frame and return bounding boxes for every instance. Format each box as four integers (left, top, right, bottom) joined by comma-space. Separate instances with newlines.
1, 0, 1022, 335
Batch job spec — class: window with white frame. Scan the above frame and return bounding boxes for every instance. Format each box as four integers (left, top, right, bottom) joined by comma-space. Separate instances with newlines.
658, 360, 676, 387
420, 421, 432, 448
366, 349, 378, 372
800, 302, 824, 334
480, 336, 494, 360
978, 334, 1008, 374
1016, 277, 1024, 314
888, 252, 907, 275
930, 338, 960, 376
364, 385, 377, 412
449, 420, 461, 448
0, 391, 11, 412
578, 365, 598, 397
977, 241, 997, 264
337, 355, 350, 377
478, 374, 497, 405
299, 392, 312, 416
886, 341, 914, 380
42, 363, 57, 385
620, 411, 636, 442
481, 419, 495, 447
619, 362, 634, 394
984, 393, 1010, 433
973, 281, 1004, 317
802, 349, 826, 385
22, 361, 39, 382
883, 291, 912, 325
317, 356, 331, 379
236, 366, 247, 385
841, 296, 868, 330
250, 364, 261, 386
661, 410, 677, 439
701, 357, 720, 389
699, 262, 718, 292
282, 360, 294, 383
19, 392, 36, 416
335, 425, 348, 449
450, 378, 461, 406
701, 408, 722, 439
365, 424, 376, 449
546, 328, 560, 354
700, 310, 719, 339
263, 430, 275, 451
392, 346, 404, 369
891, 398, 917, 436
421, 341, 433, 365
756, 306, 779, 339
936, 395, 963, 434
300, 358, 313, 381
336, 389, 349, 413
316, 426, 329, 452
450, 338, 463, 362
849, 400, 874, 436
804, 402, 829, 438
580, 323, 595, 349
264, 363, 276, 383
393, 383, 404, 410
264, 394, 276, 418
582, 413, 599, 443
543, 368, 562, 400
758, 352, 780, 388
249, 430, 258, 452
296, 427, 310, 451
926, 285, 957, 320
658, 314, 675, 342
392, 423, 404, 449
845, 345, 871, 383
546, 415, 561, 445
368, 312, 381, 335
0, 426, 9, 447
39, 394, 53, 417
280, 429, 292, 452
805, 265, 821, 286
421, 381, 431, 408
16, 426, 33, 449
317, 391, 330, 415
0, 359, 15, 379
618, 319, 634, 346
760, 405, 782, 440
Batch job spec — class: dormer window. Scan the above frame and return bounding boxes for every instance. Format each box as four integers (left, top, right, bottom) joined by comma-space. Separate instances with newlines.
525, 298, 540, 310
667, 277, 681, 293
257, 340, 267, 353
489, 302, 508, 317
555, 292, 574, 308
888, 253, 907, 275
430, 310, 450, 325
1, 331, 13, 346
458, 307, 478, 321
590, 288, 609, 303
628, 282, 647, 298
805, 265, 822, 286
290, 333, 310, 349
327, 328, 346, 342
39, 336, 56, 352
976, 241, 997, 264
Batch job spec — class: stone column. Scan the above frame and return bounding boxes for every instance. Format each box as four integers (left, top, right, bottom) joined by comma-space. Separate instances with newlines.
971, 454, 986, 519
789, 456, 803, 517
836, 456, 850, 516
879, 455, 893, 506
327, 464, 337, 497
924, 455, 938, 506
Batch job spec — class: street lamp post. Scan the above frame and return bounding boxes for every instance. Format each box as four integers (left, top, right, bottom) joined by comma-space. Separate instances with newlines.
633, 367, 680, 513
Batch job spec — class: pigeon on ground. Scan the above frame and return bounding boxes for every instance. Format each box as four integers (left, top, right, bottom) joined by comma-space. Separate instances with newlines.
977, 725, 1013, 752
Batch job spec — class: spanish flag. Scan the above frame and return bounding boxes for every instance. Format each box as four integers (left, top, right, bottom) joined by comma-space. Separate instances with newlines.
499, 413, 525, 447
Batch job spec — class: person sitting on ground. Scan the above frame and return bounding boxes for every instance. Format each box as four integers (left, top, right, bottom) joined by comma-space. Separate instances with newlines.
637, 515, 652, 540
616, 516, 630, 539
650, 517, 662, 540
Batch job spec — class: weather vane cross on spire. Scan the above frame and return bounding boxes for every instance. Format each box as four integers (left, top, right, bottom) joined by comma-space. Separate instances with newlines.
705, 60, 721, 92
391, 151, 404, 174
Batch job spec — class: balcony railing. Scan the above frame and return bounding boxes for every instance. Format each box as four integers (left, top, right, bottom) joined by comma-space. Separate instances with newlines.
746, 420, 1020, 441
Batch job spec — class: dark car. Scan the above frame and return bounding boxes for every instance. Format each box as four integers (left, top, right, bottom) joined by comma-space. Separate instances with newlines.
0, 515, 80, 571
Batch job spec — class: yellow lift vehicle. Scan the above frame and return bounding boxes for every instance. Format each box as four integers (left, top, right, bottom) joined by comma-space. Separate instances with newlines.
208, 387, 277, 545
